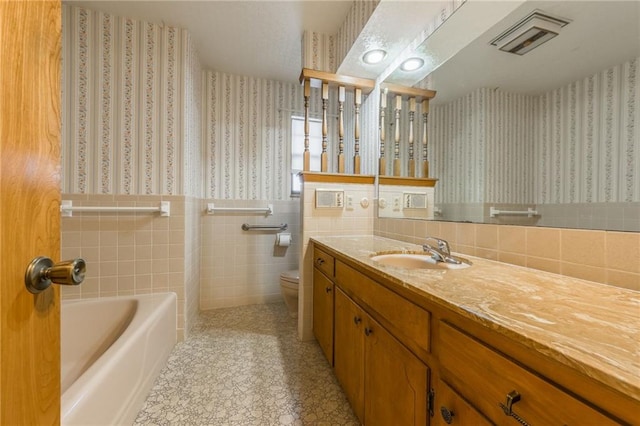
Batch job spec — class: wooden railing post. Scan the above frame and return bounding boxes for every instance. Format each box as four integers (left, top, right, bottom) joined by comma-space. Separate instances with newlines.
354, 88, 362, 174
422, 99, 429, 178
393, 95, 402, 176
379, 89, 387, 176
303, 78, 311, 171
408, 97, 416, 177
321, 82, 329, 172
338, 85, 345, 173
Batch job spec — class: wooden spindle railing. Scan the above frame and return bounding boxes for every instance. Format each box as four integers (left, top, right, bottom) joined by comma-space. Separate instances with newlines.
408, 97, 416, 177
393, 94, 401, 176
354, 88, 362, 174
338, 86, 345, 173
422, 99, 430, 178
303, 79, 311, 172
379, 89, 387, 176
299, 68, 374, 174
380, 83, 436, 178
321, 82, 329, 171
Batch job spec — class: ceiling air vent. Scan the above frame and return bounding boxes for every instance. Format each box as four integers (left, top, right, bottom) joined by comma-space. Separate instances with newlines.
490, 10, 571, 55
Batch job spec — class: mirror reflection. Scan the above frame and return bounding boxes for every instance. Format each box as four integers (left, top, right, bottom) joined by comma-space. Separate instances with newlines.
377, 0, 640, 232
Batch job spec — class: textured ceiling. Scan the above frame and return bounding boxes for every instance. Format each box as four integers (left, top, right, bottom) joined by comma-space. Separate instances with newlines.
63, 1, 640, 98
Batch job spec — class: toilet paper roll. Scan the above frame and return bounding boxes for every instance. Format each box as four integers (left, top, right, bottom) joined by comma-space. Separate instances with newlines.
276, 232, 291, 247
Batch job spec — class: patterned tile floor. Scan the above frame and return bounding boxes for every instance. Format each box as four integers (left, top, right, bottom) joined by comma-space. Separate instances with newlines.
134, 302, 358, 425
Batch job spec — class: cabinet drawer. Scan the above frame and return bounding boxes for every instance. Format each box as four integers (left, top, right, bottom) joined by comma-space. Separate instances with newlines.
336, 260, 430, 355
313, 247, 334, 278
439, 322, 618, 425
434, 380, 491, 426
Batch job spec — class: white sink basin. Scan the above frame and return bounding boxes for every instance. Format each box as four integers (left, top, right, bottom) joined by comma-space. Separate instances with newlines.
370, 252, 471, 270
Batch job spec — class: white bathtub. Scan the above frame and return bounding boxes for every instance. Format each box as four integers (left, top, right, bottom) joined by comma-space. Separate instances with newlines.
61, 293, 177, 425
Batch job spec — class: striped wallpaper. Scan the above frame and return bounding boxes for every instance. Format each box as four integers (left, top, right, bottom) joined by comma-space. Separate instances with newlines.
534, 57, 639, 204
426, 88, 535, 204
301, 31, 336, 73
203, 70, 378, 200
62, 2, 384, 200
424, 57, 639, 206
61, 5, 202, 196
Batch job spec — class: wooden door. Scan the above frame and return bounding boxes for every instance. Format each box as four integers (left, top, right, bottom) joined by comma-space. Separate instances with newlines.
312, 268, 334, 364
365, 315, 429, 426
0, 0, 62, 424
334, 288, 365, 423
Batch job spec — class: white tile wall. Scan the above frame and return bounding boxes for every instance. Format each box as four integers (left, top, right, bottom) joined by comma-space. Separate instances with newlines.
298, 181, 375, 340
200, 199, 300, 309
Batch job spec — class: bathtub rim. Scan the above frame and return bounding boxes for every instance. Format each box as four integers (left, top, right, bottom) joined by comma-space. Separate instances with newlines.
61, 292, 177, 423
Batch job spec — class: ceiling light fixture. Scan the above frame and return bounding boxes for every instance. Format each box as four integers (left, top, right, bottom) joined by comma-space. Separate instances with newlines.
400, 57, 424, 72
490, 10, 570, 55
362, 49, 387, 65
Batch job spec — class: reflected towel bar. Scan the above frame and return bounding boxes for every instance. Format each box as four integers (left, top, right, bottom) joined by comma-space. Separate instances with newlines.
61, 200, 170, 217
241, 223, 288, 231
490, 207, 538, 218
206, 203, 273, 216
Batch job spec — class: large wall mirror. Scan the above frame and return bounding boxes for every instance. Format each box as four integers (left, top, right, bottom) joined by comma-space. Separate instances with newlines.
377, 0, 639, 232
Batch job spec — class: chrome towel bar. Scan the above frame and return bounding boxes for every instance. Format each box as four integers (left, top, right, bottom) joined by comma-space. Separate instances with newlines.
490, 207, 538, 218
61, 200, 170, 217
241, 223, 287, 231
206, 203, 273, 216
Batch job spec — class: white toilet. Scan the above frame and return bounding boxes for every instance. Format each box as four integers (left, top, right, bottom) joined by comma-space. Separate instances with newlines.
280, 269, 299, 318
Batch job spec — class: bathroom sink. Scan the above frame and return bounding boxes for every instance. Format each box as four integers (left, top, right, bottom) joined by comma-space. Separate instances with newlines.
370, 252, 471, 270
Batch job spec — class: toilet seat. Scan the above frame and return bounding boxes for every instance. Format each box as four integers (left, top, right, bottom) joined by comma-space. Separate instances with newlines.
280, 270, 299, 285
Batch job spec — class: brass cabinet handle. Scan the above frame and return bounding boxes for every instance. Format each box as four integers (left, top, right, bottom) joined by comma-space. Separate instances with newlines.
315, 257, 325, 265
440, 406, 454, 424
364, 327, 373, 336
325, 286, 332, 293
353, 316, 362, 325
499, 390, 530, 426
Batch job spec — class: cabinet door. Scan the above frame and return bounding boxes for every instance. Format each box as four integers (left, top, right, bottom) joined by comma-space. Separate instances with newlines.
434, 380, 491, 426
313, 268, 334, 364
365, 315, 429, 426
334, 288, 365, 423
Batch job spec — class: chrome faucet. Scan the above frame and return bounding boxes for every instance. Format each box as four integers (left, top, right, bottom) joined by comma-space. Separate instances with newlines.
423, 237, 462, 265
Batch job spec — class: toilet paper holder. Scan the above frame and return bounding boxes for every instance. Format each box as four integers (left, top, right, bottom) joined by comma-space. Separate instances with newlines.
275, 232, 292, 247
241, 223, 288, 231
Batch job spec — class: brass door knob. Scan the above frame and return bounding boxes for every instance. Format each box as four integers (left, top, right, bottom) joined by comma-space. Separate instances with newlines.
25, 256, 86, 294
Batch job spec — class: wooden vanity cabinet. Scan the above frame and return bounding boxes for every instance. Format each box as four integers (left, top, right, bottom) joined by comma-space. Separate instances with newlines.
334, 287, 429, 426
438, 321, 620, 425
312, 247, 335, 365
311, 241, 634, 426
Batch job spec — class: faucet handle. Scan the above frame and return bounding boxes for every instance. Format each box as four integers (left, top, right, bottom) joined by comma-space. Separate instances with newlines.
438, 239, 451, 255
425, 237, 451, 255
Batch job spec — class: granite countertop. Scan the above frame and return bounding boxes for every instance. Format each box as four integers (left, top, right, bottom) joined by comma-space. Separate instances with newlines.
311, 235, 640, 401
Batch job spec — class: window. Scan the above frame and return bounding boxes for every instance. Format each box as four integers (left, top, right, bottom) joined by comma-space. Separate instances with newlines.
291, 116, 322, 196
